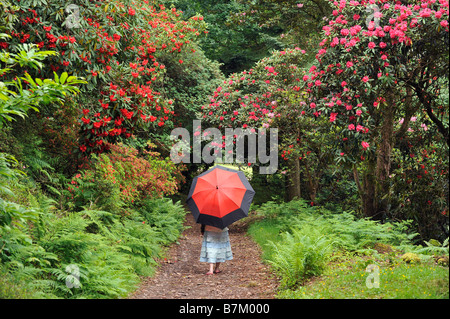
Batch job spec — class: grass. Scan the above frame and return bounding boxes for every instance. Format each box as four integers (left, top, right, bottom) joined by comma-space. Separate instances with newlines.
247, 200, 449, 299
247, 218, 283, 261
277, 253, 449, 299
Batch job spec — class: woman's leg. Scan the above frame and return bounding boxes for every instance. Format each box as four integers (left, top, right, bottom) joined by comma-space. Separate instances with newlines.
214, 262, 221, 273
206, 263, 214, 275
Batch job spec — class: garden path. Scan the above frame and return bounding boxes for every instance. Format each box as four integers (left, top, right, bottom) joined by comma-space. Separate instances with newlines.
130, 213, 278, 299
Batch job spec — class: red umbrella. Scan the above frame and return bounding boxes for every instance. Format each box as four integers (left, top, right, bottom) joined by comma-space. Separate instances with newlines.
186, 165, 255, 229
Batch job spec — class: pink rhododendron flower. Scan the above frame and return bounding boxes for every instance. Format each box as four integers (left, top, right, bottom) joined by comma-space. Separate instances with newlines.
330, 112, 338, 122
361, 141, 370, 150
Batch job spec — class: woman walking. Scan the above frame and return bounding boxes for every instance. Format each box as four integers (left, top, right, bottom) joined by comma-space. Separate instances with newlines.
200, 224, 233, 275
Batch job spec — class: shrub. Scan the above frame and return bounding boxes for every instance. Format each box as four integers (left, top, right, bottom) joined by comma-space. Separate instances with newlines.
66, 142, 185, 211
401, 253, 421, 264
268, 226, 332, 289
1, 164, 187, 298
2, 0, 209, 154
258, 199, 310, 219
136, 197, 186, 244
39, 212, 141, 298
250, 199, 434, 292
0, 265, 41, 299
256, 199, 418, 252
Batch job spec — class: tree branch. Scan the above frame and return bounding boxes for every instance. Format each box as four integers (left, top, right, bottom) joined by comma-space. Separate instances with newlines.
410, 82, 449, 146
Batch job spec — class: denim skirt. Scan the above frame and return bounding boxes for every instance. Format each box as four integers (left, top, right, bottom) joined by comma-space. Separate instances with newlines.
199, 230, 233, 263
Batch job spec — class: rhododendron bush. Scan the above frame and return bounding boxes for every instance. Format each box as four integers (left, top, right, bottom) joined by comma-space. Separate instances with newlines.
66, 142, 185, 211
304, 0, 448, 153
201, 0, 449, 231
2, 0, 207, 153
200, 47, 337, 200
201, 47, 307, 131
302, 0, 449, 220
389, 115, 449, 239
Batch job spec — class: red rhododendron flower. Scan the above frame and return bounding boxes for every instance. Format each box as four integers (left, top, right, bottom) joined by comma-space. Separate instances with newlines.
93, 121, 102, 129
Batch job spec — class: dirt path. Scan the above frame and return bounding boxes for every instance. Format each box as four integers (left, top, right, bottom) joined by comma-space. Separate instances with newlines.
130, 213, 278, 299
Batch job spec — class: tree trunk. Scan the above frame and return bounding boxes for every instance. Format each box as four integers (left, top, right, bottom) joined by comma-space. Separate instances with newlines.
355, 93, 396, 220
304, 160, 319, 202
362, 158, 378, 218
286, 157, 301, 201
374, 93, 395, 220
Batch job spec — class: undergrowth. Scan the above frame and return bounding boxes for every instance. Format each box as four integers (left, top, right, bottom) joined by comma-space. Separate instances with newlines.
0, 171, 186, 298
248, 199, 449, 298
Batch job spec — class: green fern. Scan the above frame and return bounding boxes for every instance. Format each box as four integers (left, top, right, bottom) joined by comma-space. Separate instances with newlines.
268, 226, 333, 289
136, 198, 186, 244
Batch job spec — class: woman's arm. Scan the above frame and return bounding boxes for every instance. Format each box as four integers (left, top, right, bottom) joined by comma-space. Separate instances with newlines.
201, 224, 205, 235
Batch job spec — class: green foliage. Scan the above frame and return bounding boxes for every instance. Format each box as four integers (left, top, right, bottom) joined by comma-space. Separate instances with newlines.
65, 142, 185, 212
1, 151, 187, 298
234, 0, 331, 51
401, 252, 421, 264
2, 0, 213, 153
257, 199, 419, 252
157, 44, 224, 127
415, 236, 450, 257
0, 40, 85, 202
0, 43, 187, 296
0, 264, 41, 299
268, 226, 332, 289
165, 0, 284, 74
277, 257, 449, 299
38, 211, 141, 298
2, 0, 448, 300
199, 0, 449, 240
0, 41, 85, 127
257, 199, 310, 219
136, 197, 186, 244
0, 197, 39, 230
246, 218, 283, 261
0, 152, 24, 197
249, 199, 449, 298
388, 120, 449, 241
1, 191, 186, 298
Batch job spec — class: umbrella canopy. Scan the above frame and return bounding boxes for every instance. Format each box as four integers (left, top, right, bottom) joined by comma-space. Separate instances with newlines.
186, 165, 255, 229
